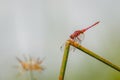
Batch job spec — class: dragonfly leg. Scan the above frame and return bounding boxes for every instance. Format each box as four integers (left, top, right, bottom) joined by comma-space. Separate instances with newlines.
76, 37, 82, 44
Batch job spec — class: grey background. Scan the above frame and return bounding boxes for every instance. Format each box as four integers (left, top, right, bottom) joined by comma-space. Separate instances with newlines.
0, 0, 120, 80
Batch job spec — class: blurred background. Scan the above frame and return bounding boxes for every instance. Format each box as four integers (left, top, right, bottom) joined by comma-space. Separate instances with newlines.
0, 0, 120, 80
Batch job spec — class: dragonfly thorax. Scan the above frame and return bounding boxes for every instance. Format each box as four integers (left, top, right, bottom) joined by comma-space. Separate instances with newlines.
70, 30, 83, 39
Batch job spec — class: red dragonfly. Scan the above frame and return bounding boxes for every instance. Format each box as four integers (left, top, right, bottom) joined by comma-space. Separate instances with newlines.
61, 21, 100, 51
70, 21, 100, 43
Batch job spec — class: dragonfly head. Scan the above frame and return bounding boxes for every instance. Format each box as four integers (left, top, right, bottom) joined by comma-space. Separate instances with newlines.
70, 35, 74, 39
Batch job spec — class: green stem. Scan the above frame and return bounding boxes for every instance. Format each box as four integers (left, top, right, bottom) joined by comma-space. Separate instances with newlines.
59, 39, 120, 80
59, 41, 70, 80
69, 39, 120, 72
